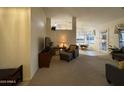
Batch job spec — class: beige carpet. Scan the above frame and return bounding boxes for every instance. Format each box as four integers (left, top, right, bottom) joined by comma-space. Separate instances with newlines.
29, 51, 113, 86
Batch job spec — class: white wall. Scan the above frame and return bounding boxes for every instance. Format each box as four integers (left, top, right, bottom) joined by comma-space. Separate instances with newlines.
31, 8, 46, 78
0, 8, 31, 80
76, 17, 124, 52
94, 17, 124, 52
46, 17, 76, 47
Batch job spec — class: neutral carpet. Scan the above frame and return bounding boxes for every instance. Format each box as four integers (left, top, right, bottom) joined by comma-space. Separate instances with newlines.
29, 51, 113, 86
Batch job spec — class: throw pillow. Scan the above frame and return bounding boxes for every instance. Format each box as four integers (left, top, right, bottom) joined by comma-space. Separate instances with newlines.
70, 46, 76, 51
68, 49, 73, 52
118, 61, 124, 69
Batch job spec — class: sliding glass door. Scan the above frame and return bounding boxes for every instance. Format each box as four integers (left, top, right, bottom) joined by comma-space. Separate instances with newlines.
99, 31, 108, 51
119, 30, 124, 48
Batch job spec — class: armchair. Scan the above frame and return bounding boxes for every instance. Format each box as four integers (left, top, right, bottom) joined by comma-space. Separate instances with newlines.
59, 44, 79, 62
65, 44, 79, 58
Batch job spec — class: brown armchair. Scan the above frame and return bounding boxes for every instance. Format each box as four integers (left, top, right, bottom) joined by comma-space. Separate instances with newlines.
65, 44, 79, 58
59, 44, 79, 61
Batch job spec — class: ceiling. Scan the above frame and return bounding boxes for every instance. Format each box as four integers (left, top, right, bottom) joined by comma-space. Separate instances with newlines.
44, 7, 124, 29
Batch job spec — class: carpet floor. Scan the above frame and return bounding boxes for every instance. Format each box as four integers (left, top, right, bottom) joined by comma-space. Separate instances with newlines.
29, 51, 113, 86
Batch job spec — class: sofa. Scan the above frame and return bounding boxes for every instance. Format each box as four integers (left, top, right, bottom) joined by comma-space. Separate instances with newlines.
105, 64, 124, 86
111, 47, 124, 61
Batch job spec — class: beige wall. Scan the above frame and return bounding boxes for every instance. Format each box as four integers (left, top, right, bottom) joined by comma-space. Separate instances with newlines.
0, 8, 47, 80
46, 17, 76, 47
50, 30, 76, 47
0, 8, 31, 80
31, 8, 46, 78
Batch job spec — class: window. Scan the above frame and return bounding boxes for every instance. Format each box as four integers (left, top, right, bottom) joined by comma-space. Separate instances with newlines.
86, 34, 95, 44
76, 32, 85, 44
76, 32, 95, 45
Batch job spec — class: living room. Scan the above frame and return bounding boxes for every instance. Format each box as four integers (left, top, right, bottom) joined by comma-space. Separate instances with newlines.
0, 7, 124, 86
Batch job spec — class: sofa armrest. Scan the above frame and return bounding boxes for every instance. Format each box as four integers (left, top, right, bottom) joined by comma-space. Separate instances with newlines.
111, 50, 121, 54
73, 48, 79, 57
